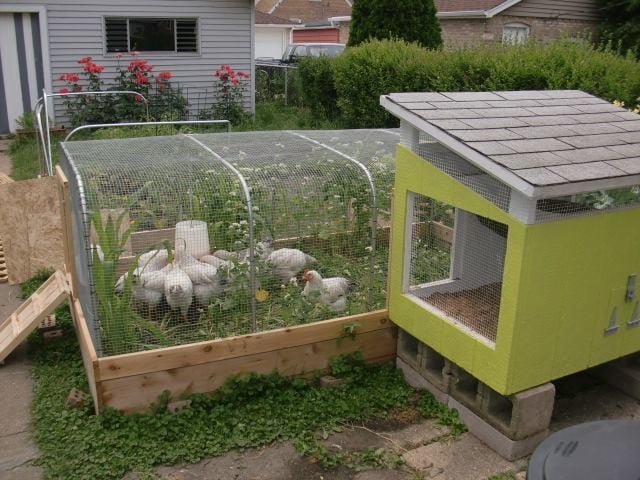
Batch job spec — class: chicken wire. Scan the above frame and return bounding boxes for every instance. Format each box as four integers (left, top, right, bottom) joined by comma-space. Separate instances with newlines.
411, 131, 512, 213
534, 185, 640, 222
59, 129, 398, 357
407, 193, 508, 343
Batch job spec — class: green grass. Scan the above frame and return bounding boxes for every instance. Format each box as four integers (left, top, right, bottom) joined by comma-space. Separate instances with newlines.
7, 103, 337, 181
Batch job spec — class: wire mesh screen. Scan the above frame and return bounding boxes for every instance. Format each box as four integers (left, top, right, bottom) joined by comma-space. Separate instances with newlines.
535, 185, 640, 222
412, 131, 512, 213
60, 129, 399, 357
407, 193, 508, 343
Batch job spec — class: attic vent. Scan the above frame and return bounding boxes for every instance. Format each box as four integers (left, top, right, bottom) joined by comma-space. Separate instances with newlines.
105, 18, 128, 53
105, 17, 198, 53
176, 19, 198, 52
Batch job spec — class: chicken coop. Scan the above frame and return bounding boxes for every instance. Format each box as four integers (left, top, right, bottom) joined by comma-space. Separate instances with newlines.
57, 128, 399, 412
381, 90, 640, 397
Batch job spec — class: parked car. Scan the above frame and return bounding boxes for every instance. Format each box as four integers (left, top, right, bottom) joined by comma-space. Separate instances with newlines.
280, 43, 345, 64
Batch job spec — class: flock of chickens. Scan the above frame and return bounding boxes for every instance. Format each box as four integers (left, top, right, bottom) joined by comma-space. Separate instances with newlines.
113, 240, 352, 322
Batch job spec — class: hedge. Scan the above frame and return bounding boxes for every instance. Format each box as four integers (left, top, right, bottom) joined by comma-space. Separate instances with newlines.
301, 38, 640, 128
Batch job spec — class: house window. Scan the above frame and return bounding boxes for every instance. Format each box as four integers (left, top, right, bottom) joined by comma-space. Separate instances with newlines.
502, 23, 529, 45
105, 17, 198, 53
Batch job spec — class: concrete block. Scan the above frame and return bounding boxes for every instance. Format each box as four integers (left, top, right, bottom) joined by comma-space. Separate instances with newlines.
448, 397, 548, 461
66, 388, 88, 408
449, 364, 481, 410
43, 329, 63, 343
167, 399, 192, 414
319, 375, 351, 388
397, 330, 420, 370
396, 357, 449, 404
595, 354, 640, 400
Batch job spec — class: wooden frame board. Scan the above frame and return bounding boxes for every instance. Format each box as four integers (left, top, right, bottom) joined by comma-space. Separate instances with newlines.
55, 168, 398, 414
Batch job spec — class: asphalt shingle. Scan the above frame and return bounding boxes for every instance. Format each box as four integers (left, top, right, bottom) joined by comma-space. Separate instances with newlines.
385, 90, 640, 190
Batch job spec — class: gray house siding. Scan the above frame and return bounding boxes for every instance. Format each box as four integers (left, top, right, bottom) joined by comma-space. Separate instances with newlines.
503, 0, 599, 22
3, 0, 254, 127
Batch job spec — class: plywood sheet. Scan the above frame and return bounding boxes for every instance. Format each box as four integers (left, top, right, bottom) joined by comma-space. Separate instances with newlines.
0, 176, 64, 283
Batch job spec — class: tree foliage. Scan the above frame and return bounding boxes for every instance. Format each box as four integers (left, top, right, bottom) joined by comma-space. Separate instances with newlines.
348, 0, 442, 49
597, 0, 640, 57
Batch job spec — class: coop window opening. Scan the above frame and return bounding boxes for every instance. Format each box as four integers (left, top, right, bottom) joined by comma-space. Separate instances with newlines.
405, 192, 508, 343
534, 185, 640, 222
59, 129, 399, 358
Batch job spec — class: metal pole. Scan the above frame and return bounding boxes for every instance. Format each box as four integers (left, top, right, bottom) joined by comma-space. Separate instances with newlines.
288, 131, 378, 309
284, 67, 288, 107
185, 135, 258, 332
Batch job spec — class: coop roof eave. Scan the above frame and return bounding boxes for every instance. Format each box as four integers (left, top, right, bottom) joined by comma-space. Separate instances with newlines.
381, 92, 640, 199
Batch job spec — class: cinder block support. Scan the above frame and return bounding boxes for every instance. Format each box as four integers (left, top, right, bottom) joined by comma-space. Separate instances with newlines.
448, 397, 548, 461
397, 330, 452, 395
594, 353, 640, 400
397, 357, 449, 404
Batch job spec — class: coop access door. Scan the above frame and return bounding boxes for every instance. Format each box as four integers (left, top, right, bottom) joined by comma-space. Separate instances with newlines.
404, 192, 508, 343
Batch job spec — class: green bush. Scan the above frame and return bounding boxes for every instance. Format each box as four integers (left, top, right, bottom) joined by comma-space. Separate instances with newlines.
297, 56, 339, 119
304, 38, 640, 128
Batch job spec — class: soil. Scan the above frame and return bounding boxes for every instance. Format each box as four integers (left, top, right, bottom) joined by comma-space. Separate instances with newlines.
423, 283, 502, 342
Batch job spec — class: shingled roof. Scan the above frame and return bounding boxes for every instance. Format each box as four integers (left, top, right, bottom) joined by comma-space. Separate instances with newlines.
381, 90, 640, 197
434, 0, 520, 16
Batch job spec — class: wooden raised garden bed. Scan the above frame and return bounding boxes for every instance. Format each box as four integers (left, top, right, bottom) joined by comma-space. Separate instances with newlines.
56, 166, 397, 414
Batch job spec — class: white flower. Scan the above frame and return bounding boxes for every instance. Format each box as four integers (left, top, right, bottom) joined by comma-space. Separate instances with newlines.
365, 246, 373, 252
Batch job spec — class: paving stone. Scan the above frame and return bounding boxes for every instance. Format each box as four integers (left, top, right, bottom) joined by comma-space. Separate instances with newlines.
0, 432, 40, 471
553, 147, 624, 164
547, 162, 626, 181
513, 168, 567, 186
605, 158, 640, 174
442, 92, 504, 102
560, 133, 627, 148
390, 92, 450, 103
381, 419, 448, 450
402, 434, 520, 479
353, 470, 407, 480
489, 152, 566, 169
498, 138, 573, 153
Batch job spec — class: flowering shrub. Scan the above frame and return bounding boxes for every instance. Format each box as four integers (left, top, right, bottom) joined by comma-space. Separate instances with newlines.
57, 54, 187, 126
205, 64, 250, 124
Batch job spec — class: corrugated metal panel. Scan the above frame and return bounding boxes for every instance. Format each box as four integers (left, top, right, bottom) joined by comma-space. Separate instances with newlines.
292, 28, 340, 43
5, 0, 254, 123
503, 0, 599, 21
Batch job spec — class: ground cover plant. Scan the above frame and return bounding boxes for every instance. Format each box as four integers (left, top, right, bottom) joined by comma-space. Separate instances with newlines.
19, 271, 465, 480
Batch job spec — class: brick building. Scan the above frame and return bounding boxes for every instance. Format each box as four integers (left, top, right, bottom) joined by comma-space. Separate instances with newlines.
435, 0, 600, 46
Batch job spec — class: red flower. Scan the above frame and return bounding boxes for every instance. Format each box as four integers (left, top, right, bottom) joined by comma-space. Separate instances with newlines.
74, 84, 83, 92
58, 87, 70, 94
77, 56, 92, 64
135, 70, 149, 84
131, 50, 139, 56
237, 71, 249, 78
68, 73, 80, 83
231, 77, 239, 85
58, 74, 66, 80
158, 71, 172, 80
83, 62, 104, 74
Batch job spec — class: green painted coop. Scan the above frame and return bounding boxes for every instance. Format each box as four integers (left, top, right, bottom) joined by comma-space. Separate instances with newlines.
381, 90, 640, 396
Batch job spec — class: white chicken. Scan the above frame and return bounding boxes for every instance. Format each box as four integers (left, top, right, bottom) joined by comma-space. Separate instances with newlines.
266, 248, 317, 284
135, 269, 166, 314
138, 248, 169, 272
302, 269, 350, 312
164, 264, 193, 321
211, 240, 273, 264
200, 254, 232, 269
